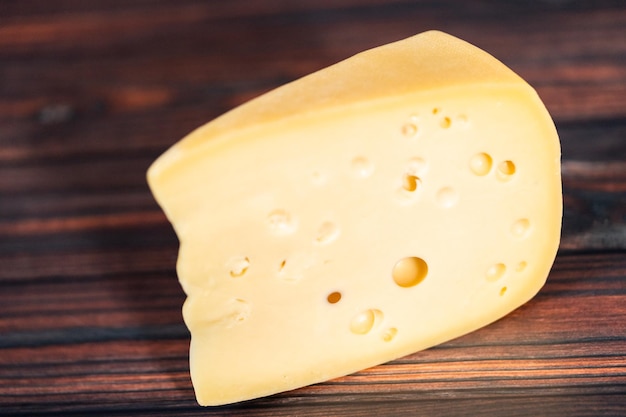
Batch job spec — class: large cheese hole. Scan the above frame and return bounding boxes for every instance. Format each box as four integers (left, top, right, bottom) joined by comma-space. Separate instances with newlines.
497, 160, 516, 181
327, 291, 342, 304
469, 152, 493, 176
349, 309, 383, 335
392, 257, 428, 287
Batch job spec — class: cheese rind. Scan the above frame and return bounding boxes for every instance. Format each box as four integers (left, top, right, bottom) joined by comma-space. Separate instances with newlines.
147, 31, 562, 406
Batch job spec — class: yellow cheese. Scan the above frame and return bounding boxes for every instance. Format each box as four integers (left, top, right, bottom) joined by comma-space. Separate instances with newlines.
147, 30, 562, 406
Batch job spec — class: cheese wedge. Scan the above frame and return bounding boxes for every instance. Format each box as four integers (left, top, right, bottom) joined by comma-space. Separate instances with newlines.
147, 30, 562, 406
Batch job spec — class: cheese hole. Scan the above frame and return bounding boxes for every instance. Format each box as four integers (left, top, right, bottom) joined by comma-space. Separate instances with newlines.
402, 123, 418, 137
436, 187, 458, 208
402, 174, 421, 192
497, 160, 516, 181
267, 209, 296, 235
392, 257, 428, 288
500, 286, 508, 296
440, 116, 451, 129
486, 263, 506, 282
228, 256, 250, 278
516, 261, 527, 272
233, 299, 249, 323
349, 309, 383, 335
351, 156, 374, 178
511, 218, 530, 237
382, 327, 398, 342
315, 221, 339, 245
432, 107, 440, 115
222, 299, 251, 327
469, 152, 493, 176
327, 291, 342, 304
278, 259, 286, 272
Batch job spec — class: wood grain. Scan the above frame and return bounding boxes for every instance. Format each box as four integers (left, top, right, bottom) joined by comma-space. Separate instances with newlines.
1, 0, 625, 415
1, 252, 624, 415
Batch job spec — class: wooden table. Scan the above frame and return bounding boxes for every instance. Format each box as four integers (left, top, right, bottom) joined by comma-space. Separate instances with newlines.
1, 1, 625, 415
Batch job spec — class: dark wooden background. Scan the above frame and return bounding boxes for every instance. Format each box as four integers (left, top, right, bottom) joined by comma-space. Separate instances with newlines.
1, 1, 625, 415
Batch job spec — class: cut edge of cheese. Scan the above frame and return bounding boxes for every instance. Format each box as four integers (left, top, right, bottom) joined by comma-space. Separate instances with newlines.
147, 30, 562, 406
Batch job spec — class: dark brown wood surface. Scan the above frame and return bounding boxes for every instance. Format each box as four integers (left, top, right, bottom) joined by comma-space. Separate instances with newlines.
1, 1, 625, 415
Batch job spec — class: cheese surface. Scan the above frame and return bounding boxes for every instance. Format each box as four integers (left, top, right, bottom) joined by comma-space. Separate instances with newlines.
147, 31, 562, 406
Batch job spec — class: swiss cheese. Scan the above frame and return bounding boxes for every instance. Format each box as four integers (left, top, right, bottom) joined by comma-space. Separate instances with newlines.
147, 31, 562, 406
